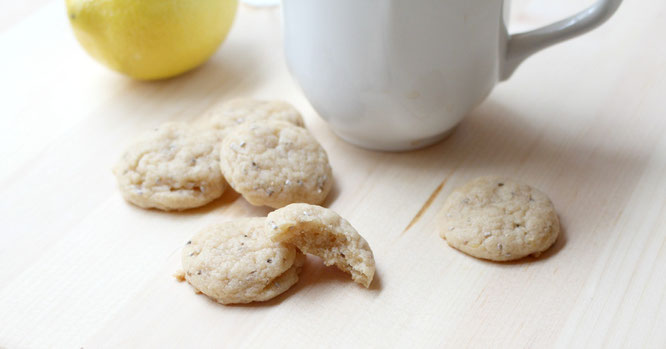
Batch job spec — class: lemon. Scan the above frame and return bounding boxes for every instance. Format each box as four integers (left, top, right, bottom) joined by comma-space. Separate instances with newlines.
66, 0, 238, 80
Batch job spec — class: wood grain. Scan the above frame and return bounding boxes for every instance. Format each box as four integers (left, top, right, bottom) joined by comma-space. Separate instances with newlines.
1, 0, 665, 348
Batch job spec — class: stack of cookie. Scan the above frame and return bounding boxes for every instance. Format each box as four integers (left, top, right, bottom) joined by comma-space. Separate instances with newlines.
177, 204, 375, 304
113, 99, 333, 211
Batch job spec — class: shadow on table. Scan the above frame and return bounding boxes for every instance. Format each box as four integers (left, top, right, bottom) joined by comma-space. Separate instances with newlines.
104, 39, 266, 123
343, 98, 649, 262
229, 255, 382, 308
380, 98, 646, 182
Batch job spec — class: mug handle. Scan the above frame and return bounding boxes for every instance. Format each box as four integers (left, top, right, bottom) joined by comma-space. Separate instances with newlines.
501, 0, 623, 80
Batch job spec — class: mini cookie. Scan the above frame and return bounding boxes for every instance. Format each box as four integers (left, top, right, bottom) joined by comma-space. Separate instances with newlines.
253, 251, 305, 302
182, 218, 303, 304
201, 99, 305, 137
267, 204, 375, 288
220, 120, 333, 208
437, 176, 560, 261
113, 122, 226, 211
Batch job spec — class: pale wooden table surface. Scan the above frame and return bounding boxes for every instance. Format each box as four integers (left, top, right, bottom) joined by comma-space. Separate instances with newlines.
1, 0, 665, 348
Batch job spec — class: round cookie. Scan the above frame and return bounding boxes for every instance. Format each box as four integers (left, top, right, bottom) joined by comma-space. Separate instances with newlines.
182, 217, 302, 304
252, 251, 305, 303
220, 120, 333, 208
437, 176, 560, 261
113, 122, 226, 211
267, 204, 375, 288
201, 99, 305, 137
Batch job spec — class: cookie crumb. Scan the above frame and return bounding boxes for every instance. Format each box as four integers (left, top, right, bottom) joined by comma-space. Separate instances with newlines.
173, 270, 186, 282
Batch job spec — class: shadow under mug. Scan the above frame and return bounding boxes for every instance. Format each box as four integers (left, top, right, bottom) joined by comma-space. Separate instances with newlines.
282, 0, 623, 151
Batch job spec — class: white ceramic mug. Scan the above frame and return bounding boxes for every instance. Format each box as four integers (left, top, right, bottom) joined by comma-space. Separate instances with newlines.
282, 0, 623, 151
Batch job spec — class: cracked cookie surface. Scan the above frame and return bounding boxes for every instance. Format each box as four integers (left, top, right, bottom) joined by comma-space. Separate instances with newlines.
113, 122, 226, 211
181, 217, 302, 304
267, 204, 375, 288
437, 176, 560, 261
220, 120, 333, 208
200, 99, 304, 138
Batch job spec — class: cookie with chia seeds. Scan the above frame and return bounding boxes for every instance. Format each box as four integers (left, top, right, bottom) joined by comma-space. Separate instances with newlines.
437, 176, 560, 261
200, 99, 305, 137
113, 122, 227, 211
181, 217, 304, 304
267, 204, 375, 288
253, 250, 305, 302
220, 120, 333, 208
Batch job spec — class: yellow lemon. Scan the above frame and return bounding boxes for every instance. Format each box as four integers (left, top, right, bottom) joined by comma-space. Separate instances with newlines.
66, 0, 238, 80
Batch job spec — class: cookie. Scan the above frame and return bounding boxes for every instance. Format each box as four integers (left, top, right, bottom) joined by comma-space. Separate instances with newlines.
181, 217, 303, 304
220, 120, 333, 208
267, 204, 375, 288
437, 176, 560, 261
201, 99, 305, 137
113, 122, 226, 211
252, 251, 305, 302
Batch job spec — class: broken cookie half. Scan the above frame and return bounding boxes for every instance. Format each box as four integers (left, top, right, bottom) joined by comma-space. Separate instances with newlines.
266, 203, 376, 288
